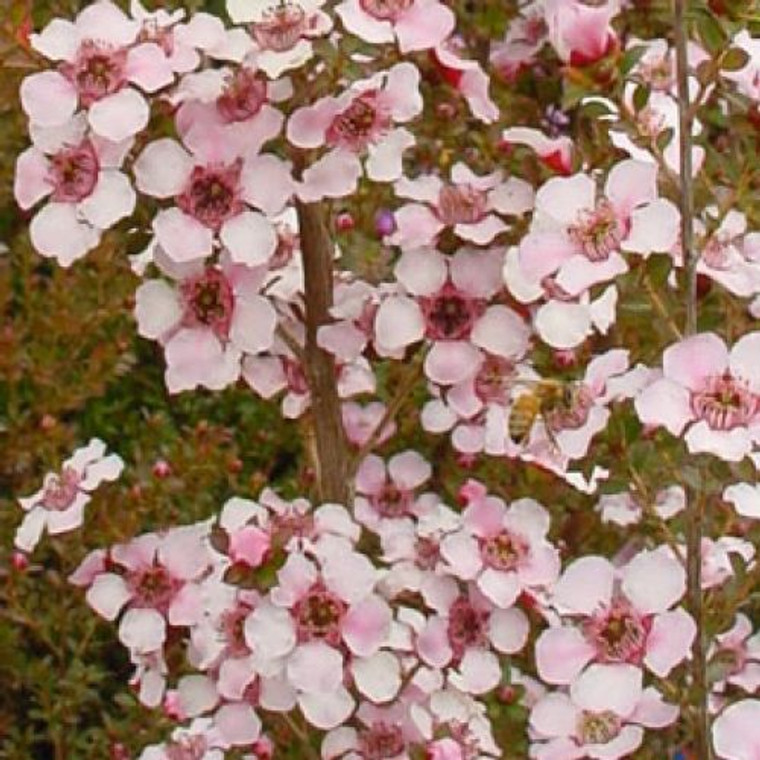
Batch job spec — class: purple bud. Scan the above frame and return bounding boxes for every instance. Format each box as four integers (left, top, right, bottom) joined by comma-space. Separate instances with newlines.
374, 208, 396, 237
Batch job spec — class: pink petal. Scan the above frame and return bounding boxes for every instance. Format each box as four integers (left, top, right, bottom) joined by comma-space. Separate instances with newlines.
134, 280, 182, 340
570, 663, 642, 717
536, 172, 595, 227
134, 138, 193, 198
240, 154, 293, 215
730, 331, 760, 393
449, 648, 501, 695
287, 98, 339, 148
366, 128, 415, 182
534, 301, 592, 349
298, 150, 362, 202
478, 568, 521, 608
79, 171, 136, 229
221, 211, 277, 267
530, 693, 578, 739
153, 208, 213, 263
388, 450, 431, 490
685, 422, 752, 462
89, 89, 150, 142
440, 531, 482, 580
644, 607, 695, 677
335, 0, 394, 44
351, 651, 401, 702
14, 148, 52, 210
30, 203, 100, 266
553, 556, 614, 615
663, 332, 728, 391
425, 341, 483, 385
554, 251, 628, 296
384, 62, 423, 122
118, 608, 166, 654
606, 159, 658, 217
391, 203, 443, 248
20, 71, 77, 128
536, 626, 596, 685
126, 42, 174, 92
298, 687, 355, 730
471, 305, 529, 359
30, 18, 78, 61
216, 703, 262, 745
488, 607, 529, 654
621, 548, 685, 615
394, 0, 455, 52
634, 378, 693, 436
342, 596, 391, 656
712, 700, 760, 760
519, 231, 577, 282
374, 296, 425, 353
288, 641, 344, 694
450, 248, 504, 298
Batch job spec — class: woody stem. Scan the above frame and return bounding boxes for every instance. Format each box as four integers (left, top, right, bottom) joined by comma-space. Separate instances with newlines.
673, 0, 711, 757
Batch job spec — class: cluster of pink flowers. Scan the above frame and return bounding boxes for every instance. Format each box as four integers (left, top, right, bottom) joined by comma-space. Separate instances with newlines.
13, 0, 760, 755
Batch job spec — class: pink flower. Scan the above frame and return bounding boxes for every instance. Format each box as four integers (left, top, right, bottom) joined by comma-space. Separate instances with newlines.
342, 401, 397, 447
287, 63, 423, 200
74, 524, 214, 655
335, 0, 454, 53
133, 132, 291, 266
517, 160, 677, 298
544, 0, 618, 66
439, 489, 560, 610
172, 65, 284, 158
411, 590, 530, 694
15, 438, 123, 552
597, 485, 685, 527
529, 665, 677, 760
14, 116, 135, 265
225, 0, 332, 78
243, 547, 393, 729
635, 332, 760, 461
354, 450, 437, 530
21, 0, 176, 141
138, 717, 228, 760
535, 551, 694, 685
485, 349, 632, 462
374, 247, 530, 386
389, 163, 533, 249
134, 252, 277, 393
713, 700, 760, 760
710, 615, 760, 696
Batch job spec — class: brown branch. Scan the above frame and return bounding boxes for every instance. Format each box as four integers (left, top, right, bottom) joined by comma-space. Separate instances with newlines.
296, 200, 350, 505
673, 1, 711, 757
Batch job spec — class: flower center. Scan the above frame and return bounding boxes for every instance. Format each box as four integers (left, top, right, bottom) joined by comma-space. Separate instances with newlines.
691, 373, 760, 431
217, 68, 268, 123
447, 597, 489, 659
326, 91, 391, 152
180, 269, 234, 339
415, 537, 440, 570
47, 140, 100, 203
251, 3, 308, 52
165, 736, 208, 760
178, 162, 243, 231
569, 199, 623, 262
41, 467, 81, 510
578, 710, 621, 745
131, 565, 180, 611
474, 356, 516, 405
293, 584, 347, 644
359, 0, 414, 21
420, 284, 487, 341
584, 601, 649, 663
480, 530, 528, 572
61, 40, 127, 106
371, 483, 413, 519
701, 233, 733, 270
436, 184, 488, 226
358, 723, 405, 760
220, 602, 255, 657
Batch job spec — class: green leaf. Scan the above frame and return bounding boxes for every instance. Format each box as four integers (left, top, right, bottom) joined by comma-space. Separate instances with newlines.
721, 46, 751, 71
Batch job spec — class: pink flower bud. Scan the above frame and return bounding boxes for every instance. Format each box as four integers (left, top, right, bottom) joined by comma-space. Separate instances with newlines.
11, 552, 29, 571
152, 460, 172, 479
335, 211, 355, 232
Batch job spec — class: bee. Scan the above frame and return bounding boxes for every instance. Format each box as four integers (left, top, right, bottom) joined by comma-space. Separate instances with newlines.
507, 380, 582, 445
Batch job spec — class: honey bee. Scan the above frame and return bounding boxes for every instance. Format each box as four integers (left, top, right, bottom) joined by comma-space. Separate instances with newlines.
507, 380, 581, 445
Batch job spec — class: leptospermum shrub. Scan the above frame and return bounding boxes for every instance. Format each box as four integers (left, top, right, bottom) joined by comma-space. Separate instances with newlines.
7, 0, 760, 757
